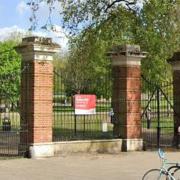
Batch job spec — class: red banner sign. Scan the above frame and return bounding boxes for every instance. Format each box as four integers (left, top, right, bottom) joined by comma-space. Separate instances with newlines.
74, 94, 96, 115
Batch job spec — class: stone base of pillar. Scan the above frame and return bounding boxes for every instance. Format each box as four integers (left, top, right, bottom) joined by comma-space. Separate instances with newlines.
122, 139, 143, 151
22, 139, 144, 158
29, 143, 54, 159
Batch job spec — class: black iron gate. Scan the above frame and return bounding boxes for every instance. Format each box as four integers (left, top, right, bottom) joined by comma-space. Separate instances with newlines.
53, 69, 113, 141
141, 76, 177, 149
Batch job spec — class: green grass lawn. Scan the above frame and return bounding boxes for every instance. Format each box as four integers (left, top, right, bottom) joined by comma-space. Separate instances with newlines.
0, 105, 175, 139
142, 116, 174, 134
53, 112, 114, 140
53, 112, 113, 130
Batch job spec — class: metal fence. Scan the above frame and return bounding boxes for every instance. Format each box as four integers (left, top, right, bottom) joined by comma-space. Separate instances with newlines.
0, 47, 29, 157
53, 70, 113, 141
0, 68, 28, 157
141, 76, 176, 149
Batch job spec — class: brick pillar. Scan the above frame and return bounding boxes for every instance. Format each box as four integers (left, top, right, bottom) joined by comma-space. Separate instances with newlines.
16, 37, 60, 158
108, 45, 146, 151
168, 52, 180, 147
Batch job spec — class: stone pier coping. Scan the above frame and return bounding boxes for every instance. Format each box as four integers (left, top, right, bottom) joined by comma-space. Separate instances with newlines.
107, 44, 147, 58
15, 36, 60, 54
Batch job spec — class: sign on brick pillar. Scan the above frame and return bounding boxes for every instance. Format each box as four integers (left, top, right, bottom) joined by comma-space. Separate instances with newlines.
108, 45, 146, 151
168, 52, 180, 147
16, 36, 60, 158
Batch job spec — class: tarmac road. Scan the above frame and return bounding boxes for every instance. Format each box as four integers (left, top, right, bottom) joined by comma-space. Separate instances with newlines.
0, 151, 179, 180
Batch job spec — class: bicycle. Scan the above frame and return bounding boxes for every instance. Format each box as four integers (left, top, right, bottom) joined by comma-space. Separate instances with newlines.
142, 149, 180, 180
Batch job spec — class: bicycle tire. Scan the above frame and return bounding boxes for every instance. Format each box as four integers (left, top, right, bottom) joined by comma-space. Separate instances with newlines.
142, 169, 170, 180
173, 168, 180, 180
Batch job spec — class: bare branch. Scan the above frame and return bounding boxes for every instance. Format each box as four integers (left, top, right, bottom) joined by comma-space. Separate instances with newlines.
104, 0, 135, 13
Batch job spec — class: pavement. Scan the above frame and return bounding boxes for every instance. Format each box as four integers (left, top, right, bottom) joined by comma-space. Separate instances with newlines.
0, 151, 180, 180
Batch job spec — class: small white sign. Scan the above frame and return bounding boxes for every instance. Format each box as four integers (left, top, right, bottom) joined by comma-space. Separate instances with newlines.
102, 123, 108, 132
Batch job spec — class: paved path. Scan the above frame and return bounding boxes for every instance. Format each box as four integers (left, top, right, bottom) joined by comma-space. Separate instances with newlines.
0, 151, 180, 180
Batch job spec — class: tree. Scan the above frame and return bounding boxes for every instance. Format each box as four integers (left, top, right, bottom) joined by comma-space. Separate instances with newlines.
0, 40, 21, 103
59, 0, 138, 34
27, 0, 138, 32
53, 51, 68, 95
53, 51, 68, 71
62, 30, 113, 97
67, 0, 179, 83
28, 0, 179, 88
134, 0, 179, 83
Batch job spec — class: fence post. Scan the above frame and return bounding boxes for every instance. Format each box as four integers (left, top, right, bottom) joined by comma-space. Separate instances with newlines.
168, 52, 180, 148
156, 88, 161, 148
108, 45, 146, 151
16, 36, 60, 158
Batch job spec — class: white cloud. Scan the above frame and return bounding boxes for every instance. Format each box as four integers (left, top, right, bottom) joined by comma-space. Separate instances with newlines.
0, 25, 69, 50
16, 1, 29, 15
0, 26, 26, 41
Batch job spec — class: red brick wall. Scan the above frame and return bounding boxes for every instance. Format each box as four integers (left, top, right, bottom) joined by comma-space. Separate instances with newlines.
21, 61, 53, 143
112, 66, 141, 139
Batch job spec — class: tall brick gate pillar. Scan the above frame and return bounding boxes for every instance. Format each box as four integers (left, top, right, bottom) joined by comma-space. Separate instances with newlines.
168, 52, 180, 147
108, 45, 146, 151
16, 36, 60, 158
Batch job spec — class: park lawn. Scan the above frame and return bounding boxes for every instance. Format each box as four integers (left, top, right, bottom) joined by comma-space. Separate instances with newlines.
53, 112, 112, 129
0, 108, 175, 137
142, 117, 174, 134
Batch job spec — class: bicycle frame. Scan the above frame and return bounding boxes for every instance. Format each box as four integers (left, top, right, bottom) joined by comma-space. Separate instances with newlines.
142, 149, 180, 180
158, 149, 179, 180
159, 166, 175, 180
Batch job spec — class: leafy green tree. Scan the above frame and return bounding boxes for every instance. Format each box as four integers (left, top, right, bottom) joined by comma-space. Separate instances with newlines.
62, 31, 112, 98
53, 52, 68, 95
0, 40, 21, 103
64, 0, 179, 85
59, 0, 138, 34
28, 0, 179, 91
134, 0, 179, 83
27, 0, 138, 32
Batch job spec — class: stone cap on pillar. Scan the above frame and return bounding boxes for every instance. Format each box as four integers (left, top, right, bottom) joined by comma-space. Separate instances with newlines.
15, 36, 61, 61
107, 44, 147, 66
167, 52, 180, 70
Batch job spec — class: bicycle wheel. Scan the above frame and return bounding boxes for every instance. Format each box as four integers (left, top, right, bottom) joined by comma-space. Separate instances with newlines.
142, 169, 169, 180
173, 168, 180, 180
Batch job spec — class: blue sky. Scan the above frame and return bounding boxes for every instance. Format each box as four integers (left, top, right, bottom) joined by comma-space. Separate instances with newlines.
0, 0, 144, 49
0, 0, 31, 29
0, 0, 68, 49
